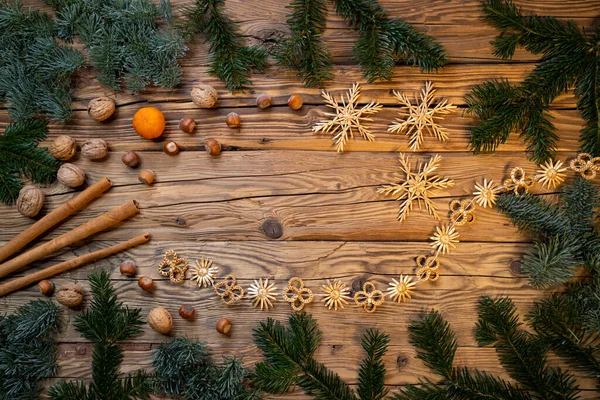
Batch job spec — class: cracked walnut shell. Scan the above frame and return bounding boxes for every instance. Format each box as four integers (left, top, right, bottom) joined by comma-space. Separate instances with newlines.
16, 185, 45, 217
48, 135, 77, 161
55, 284, 84, 308
88, 97, 115, 122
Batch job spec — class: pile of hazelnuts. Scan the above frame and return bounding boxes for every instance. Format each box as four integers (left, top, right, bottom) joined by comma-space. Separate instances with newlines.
120, 259, 232, 337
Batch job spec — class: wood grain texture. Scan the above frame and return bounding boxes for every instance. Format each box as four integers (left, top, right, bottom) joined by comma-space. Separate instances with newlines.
4, 0, 600, 398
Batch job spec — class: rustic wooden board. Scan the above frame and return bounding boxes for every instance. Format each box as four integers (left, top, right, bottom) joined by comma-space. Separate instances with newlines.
3, 0, 600, 399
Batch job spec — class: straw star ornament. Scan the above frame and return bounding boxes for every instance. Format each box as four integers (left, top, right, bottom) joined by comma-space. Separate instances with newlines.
536, 160, 567, 189
312, 83, 383, 152
248, 278, 277, 310
387, 275, 416, 303
378, 153, 454, 222
190, 258, 218, 287
321, 279, 351, 311
473, 179, 500, 208
388, 81, 456, 150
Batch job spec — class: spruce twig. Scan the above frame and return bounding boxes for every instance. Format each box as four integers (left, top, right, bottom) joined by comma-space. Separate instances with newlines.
331, 0, 447, 82
276, 0, 333, 87
180, 0, 267, 92
357, 329, 389, 400
465, 0, 600, 162
0, 119, 60, 205
48, 271, 151, 400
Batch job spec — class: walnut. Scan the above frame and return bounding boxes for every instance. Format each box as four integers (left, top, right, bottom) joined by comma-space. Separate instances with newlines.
81, 139, 108, 160
16, 185, 45, 217
48, 135, 77, 161
148, 307, 172, 335
57, 163, 85, 188
190, 83, 218, 108
55, 283, 84, 308
88, 97, 116, 122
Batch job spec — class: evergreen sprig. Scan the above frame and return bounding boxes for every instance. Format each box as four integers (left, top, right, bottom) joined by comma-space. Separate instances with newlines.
331, 0, 447, 82
0, 300, 60, 400
45, 0, 187, 93
252, 312, 390, 399
496, 177, 600, 288
48, 270, 151, 400
0, 119, 61, 205
275, 0, 333, 88
0, 1, 84, 122
180, 0, 267, 92
465, 0, 600, 162
152, 337, 255, 399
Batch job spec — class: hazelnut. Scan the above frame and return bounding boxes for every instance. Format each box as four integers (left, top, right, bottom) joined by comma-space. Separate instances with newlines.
138, 169, 155, 185
205, 139, 221, 156
179, 305, 196, 320
81, 139, 109, 160
38, 280, 54, 296
55, 283, 84, 308
191, 83, 218, 108
57, 163, 85, 188
88, 97, 116, 122
163, 141, 179, 156
226, 112, 241, 128
179, 117, 196, 134
122, 151, 140, 167
148, 307, 172, 335
287, 93, 303, 110
16, 185, 45, 217
138, 276, 154, 292
216, 317, 232, 335
48, 135, 77, 161
256, 94, 272, 109
119, 260, 137, 276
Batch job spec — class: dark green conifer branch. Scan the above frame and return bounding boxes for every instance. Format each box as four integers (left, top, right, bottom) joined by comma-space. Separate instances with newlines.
331, 0, 447, 82
276, 0, 333, 88
0, 300, 60, 400
465, 0, 600, 162
48, 271, 151, 400
357, 329, 389, 400
0, 2, 84, 122
152, 336, 256, 399
394, 309, 529, 400
0, 119, 61, 205
496, 177, 600, 288
45, 0, 187, 93
180, 0, 267, 92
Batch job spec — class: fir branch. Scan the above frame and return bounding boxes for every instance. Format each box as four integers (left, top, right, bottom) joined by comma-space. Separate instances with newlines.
46, 0, 187, 93
564, 276, 600, 337
0, 119, 60, 205
331, 0, 446, 82
521, 235, 582, 289
275, 0, 333, 88
49, 270, 150, 400
0, 300, 60, 400
357, 329, 389, 400
180, 0, 267, 92
466, 0, 600, 162
0, 2, 83, 122
476, 296, 579, 400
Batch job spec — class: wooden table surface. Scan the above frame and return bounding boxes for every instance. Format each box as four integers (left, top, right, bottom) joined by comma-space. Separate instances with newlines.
1, 0, 599, 398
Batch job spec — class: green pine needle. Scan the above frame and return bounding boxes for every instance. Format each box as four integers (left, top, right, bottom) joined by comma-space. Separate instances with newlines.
180, 0, 267, 92
48, 271, 150, 400
0, 119, 61, 205
466, 0, 600, 162
357, 329, 389, 400
276, 0, 333, 87
331, 0, 447, 82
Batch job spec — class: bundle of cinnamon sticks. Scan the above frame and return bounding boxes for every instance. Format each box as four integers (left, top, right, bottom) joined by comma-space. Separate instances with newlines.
0, 177, 150, 296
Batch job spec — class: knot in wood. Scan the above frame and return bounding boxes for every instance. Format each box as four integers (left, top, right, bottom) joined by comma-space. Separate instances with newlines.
262, 219, 283, 239
396, 355, 409, 369
509, 260, 524, 276
175, 216, 187, 226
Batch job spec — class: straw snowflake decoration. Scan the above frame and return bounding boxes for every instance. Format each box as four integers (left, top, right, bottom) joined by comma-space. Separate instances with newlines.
473, 179, 500, 208
321, 279, 351, 311
536, 160, 567, 189
248, 278, 277, 310
388, 81, 456, 151
378, 153, 454, 222
430, 224, 460, 255
387, 275, 416, 303
312, 83, 383, 152
190, 258, 218, 287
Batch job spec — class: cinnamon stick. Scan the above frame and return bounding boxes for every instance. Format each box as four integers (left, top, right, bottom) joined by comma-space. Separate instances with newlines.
0, 199, 139, 279
0, 177, 113, 264
0, 233, 150, 297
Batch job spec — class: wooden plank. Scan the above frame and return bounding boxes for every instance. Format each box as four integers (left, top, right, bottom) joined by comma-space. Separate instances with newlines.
0, 151, 575, 242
